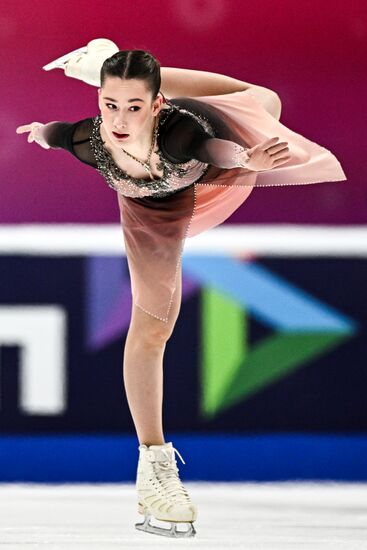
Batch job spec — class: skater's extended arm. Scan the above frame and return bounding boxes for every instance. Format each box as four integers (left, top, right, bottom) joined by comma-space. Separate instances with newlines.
16, 121, 78, 148
16, 119, 97, 166
164, 114, 290, 171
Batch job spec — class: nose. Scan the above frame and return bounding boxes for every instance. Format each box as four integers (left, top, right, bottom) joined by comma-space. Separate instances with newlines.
113, 117, 127, 130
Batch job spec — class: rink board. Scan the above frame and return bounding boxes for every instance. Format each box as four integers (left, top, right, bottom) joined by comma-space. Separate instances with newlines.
0, 225, 366, 481
0, 434, 367, 482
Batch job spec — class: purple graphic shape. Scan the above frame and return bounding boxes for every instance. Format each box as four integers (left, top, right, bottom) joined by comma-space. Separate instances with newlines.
85, 256, 201, 351
85, 256, 130, 351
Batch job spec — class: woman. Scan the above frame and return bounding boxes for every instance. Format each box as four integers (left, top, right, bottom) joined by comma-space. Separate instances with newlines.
16, 39, 346, 539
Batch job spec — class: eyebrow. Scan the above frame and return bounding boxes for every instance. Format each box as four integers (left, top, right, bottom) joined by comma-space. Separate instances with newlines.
103, 97, 144, 103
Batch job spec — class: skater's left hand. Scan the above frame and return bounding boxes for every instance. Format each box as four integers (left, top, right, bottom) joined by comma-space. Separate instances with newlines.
240, 137, 290, 171
16, 122, 50, 149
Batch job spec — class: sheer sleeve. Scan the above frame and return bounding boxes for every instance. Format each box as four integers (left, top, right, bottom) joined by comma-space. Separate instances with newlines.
38, 118, 97, 167
162, 113, 252, 170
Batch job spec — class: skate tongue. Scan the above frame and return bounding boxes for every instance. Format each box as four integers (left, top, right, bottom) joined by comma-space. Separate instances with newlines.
145, 442, 186, 465
147, 442, 174, 463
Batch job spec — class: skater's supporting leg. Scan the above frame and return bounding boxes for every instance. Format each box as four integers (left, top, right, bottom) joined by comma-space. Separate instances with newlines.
136, 441, 197, 538
123, 271, 182, 446
123, 272, 197, 537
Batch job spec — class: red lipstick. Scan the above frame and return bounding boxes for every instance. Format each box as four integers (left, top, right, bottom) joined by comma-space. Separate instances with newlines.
112, 131, 129, 140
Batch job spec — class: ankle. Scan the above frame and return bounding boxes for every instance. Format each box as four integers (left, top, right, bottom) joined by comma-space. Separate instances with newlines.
140, 439, 166, 447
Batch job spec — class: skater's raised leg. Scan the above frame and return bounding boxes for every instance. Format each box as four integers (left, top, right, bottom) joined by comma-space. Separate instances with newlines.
42, 38, 119, 86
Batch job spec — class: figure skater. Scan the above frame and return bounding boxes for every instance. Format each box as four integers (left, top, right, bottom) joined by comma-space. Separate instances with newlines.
16, 38, 346, 538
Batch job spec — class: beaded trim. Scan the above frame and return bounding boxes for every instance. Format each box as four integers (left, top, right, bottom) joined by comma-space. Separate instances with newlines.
135, 182, 198, 323
89, 100, 215, 198
232, 143, 251, 167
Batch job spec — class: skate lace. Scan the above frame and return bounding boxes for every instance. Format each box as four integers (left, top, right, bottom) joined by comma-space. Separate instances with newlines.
153, 447, 191, 503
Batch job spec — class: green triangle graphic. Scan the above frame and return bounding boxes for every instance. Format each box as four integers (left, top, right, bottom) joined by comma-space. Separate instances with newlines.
199, 287, 353, 420
199, 285, 248, 416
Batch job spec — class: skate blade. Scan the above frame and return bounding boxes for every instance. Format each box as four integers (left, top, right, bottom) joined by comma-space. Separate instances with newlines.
135, 514, 196, 538
42, 47, 88, 71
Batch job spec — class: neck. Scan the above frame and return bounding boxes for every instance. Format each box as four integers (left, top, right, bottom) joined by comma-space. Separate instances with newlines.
134, 117, 157, 150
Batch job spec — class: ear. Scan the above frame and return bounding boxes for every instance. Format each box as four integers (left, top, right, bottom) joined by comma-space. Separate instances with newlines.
152, 95, 162, 115
97, 88, 102, 110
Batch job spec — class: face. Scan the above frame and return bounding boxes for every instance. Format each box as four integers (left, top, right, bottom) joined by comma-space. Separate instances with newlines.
98, 77, 161, 147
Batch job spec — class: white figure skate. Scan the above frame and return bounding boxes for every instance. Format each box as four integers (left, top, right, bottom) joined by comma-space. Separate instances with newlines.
42, 46, 88, 71
135, 442, 197, 538
42, 38, 119, 86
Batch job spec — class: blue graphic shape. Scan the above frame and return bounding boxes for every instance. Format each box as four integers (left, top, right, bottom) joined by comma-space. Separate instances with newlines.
183, 256, 357, 332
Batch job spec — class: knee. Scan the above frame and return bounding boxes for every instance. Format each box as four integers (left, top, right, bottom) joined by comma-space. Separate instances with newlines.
140, 324, 174, 348
265, 92, 282, 120
247, 87, 282, 120
130, 306, 176, 347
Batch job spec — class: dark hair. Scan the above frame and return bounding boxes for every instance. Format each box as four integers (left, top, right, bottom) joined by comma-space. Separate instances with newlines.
100, 49, 161, 100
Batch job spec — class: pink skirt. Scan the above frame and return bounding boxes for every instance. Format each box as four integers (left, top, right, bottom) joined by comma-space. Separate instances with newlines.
117, 90, 347, 323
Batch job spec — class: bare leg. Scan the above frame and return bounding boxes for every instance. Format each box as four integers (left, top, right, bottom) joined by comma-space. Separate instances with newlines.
244, 87, 282, 120
123, 270, 182, 446
56, 37, 282, 120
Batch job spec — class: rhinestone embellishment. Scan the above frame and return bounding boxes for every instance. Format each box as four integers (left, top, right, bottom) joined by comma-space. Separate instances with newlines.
89, 100, 215, 198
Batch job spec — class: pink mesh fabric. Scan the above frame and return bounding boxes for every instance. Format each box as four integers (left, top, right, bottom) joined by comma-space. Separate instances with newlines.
117, 90, 347, 322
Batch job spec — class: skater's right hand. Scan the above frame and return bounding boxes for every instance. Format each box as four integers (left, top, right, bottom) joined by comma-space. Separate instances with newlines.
240, 137, 291, 171
16, 122, 50, 149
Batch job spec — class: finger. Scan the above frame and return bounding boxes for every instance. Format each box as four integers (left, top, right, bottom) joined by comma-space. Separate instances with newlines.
272, 155, 292, 166
249, 137, 279, 151
268, 145, 289, 155
16, 125, 31, 134
27, 133, 34, 143
267, 141, 288, 150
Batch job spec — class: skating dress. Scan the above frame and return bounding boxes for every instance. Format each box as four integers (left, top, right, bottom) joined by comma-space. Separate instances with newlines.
42, 90, 347, 322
